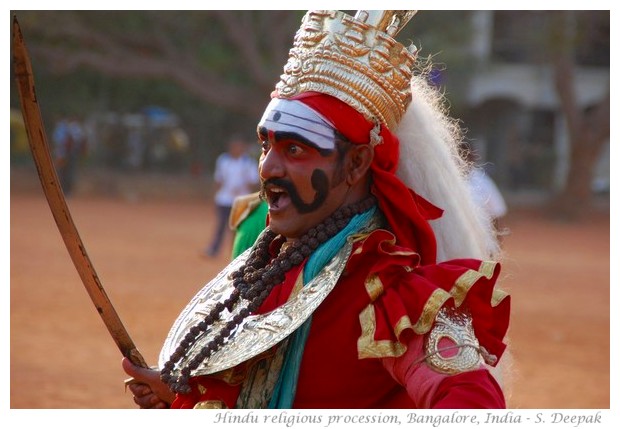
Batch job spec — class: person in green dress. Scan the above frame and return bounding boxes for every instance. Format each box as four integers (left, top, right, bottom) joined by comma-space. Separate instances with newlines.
229, 192, 269, 258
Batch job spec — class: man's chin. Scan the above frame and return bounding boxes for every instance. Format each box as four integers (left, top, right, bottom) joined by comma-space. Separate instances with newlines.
266, 221, 303, 241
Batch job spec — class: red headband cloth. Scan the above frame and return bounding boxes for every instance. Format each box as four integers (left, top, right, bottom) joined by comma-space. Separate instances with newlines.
289, 91, 442, 265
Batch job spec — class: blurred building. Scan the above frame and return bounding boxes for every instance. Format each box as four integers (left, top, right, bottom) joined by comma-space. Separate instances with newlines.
461, 11, 609, 196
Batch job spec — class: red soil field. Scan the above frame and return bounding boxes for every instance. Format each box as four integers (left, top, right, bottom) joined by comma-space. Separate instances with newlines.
10, 185, 610, 410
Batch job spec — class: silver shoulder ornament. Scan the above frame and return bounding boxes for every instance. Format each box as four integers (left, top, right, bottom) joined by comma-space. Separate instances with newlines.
159, 236, 353, 378
424, 307, 489, 374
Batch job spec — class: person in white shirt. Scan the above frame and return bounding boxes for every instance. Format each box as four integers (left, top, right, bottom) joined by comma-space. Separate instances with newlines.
464, 145, 508, 254
468, 168, 508, 223
204, 135, 259, 257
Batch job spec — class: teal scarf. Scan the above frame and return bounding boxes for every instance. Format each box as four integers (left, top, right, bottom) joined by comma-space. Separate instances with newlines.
268, 206, 377, 408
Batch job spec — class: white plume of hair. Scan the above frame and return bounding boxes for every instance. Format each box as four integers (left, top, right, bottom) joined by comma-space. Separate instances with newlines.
395, 73, 511, 392
395, 74, 500, 262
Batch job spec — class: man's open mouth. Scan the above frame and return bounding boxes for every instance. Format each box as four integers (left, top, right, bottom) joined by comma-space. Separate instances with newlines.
264, 185, 291, 210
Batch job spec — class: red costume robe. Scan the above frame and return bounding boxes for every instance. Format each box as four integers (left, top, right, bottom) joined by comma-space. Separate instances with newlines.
171, 228, 510, 409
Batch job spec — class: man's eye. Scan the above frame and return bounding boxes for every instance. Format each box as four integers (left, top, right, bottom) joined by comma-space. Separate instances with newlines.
260, 141, 270, 153
287, 144, 303, 155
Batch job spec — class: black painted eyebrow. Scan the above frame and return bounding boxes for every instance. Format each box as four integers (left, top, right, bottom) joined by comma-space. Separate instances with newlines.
257, 127, 334, 157
257, 126, 268, 140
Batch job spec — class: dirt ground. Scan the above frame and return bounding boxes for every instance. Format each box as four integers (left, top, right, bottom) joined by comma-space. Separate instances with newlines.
9, 183, 610, 410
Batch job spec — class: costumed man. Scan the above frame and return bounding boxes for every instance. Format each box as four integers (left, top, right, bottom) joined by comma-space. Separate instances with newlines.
123, 10, 510, 409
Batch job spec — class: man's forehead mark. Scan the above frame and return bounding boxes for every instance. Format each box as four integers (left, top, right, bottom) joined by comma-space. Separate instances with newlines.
258, 99, 345, 151
263, 109, 336, 143
269, 107, 332, 133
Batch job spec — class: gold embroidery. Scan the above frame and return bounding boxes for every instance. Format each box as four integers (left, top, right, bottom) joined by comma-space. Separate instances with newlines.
412, 289, 451, 334
379, 235, 397, 247
386, 250, 418, 257
352, 247, 364, 255
479, 261, 497, 278
450, 270, 483, 306
356, 260, 508, 360
350, 232, 373, 244
209, 365, 249, 385
194, 400, 226, 409
450, 261, 498, 307
364, 274, 384, 302
357, 305, 406, 359
394, 315, 414, 339
290, 268, 305, 299
413, 262, 500, 334
235, 340, 289, 408
492, 288, 509, 307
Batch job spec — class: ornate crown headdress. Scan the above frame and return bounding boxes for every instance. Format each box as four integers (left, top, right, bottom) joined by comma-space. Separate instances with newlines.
275, 10, 418, 131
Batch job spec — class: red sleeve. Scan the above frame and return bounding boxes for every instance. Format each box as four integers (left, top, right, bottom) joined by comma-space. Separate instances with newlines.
431, 369, 506, 408
382, 333, 506, 409
350, 229, 510, 367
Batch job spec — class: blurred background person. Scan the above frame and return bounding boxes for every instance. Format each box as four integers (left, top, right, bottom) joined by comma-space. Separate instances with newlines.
463, 143, 509, 251
203, 135, 259, 258
52, 115, 87, 196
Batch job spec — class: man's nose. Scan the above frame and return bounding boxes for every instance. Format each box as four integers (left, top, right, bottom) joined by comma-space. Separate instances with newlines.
259, 149, 285, 181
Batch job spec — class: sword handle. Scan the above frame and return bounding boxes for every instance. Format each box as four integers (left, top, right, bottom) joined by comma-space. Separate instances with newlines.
128, 348, 148, 368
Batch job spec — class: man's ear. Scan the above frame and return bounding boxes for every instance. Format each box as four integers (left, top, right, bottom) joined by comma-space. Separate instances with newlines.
346, 144, 374, 186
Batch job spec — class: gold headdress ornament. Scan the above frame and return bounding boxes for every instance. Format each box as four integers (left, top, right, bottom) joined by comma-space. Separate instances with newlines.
275, 10, 418, 131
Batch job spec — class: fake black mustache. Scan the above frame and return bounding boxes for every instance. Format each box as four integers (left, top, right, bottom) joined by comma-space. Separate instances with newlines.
260, 170, 329, 214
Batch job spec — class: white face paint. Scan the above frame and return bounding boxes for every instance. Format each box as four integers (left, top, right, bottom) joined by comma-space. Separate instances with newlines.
258, 98, 338, 150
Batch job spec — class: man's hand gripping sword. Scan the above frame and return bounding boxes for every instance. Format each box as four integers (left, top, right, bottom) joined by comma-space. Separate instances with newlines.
12, 16, 149, 375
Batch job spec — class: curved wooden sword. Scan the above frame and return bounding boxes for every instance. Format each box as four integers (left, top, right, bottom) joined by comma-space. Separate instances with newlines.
12, 15, 148, 369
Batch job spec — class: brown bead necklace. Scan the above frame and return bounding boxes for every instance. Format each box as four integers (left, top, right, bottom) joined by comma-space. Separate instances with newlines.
160, 196, 376, 394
